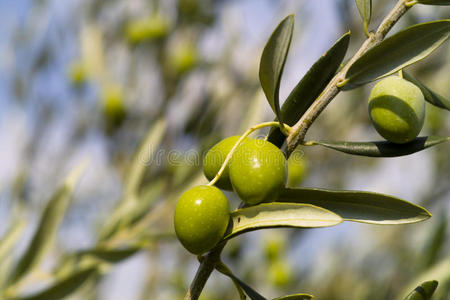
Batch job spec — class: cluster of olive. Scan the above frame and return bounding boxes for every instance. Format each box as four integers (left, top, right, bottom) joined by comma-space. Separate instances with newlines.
174, 136, 287, 255
368, 76, 425, 144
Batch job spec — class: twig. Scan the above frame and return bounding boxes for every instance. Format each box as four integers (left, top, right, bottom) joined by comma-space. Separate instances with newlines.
286, 0, 411, 155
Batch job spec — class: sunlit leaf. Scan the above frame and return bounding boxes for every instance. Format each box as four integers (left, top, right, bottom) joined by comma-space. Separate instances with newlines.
225, 203, 342, 239
342, 20, 450, 90
272, 294, 313, 300
0, 220, 25, 262
417, 0, 450, 5
268, 32, 350, 147
303, 136, 450, 157
403, 72, 450, 110
124, 119, 167, 197
13, 267, 98, 300
259, 15, 294, 124
8, 163, 85, 286
402, 280, 438, 300
278, 188, 431, 225
355, 0, 372, 31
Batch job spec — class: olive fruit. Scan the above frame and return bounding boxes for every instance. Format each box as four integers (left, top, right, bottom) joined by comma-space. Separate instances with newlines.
368, 76, 425, 144
174, 185, 230, 255
229, 139, 286, 205
203, 136, 244, 190
126, 15, 169, 44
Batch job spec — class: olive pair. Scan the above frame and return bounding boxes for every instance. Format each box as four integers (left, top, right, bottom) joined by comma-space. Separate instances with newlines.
174, 137, 286, 255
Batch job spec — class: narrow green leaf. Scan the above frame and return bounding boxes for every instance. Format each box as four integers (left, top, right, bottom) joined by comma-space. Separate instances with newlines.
278, 188, 431, 225
216, 262, 266, 300
0, 220, 25, 262
77, 247, 140, 264
273, 294, 313, 300
417, 0, 450, 5
398, 257, 450, 300
355, 0, 372, 29
268, 32, 350, 147
342, 20, 450, 90
259, 15, 295, 123
304, 136, 450, 157
8, 163, 85, 286
421, 213, 447, 269
124, 119, 166, 197
403, 280, 438, 300
225, 203, 342, 239
403, 72, 450, 110
12, 267, 98, 300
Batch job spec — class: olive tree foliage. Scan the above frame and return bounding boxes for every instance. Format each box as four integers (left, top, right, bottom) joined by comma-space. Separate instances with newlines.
0, 0, 449, 299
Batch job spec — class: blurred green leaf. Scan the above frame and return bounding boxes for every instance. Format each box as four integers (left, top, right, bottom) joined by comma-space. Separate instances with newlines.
422, 213, 447, 269
355, 0, 372, 32
272, 294, 313, 300
124, 119, 166, 198
0, 220, 25, 262
417, 0, 450, 5
12, 267, 98, 300
398, 257, 450, 300
403, 280, 438, 300
77, 247, 140, 264
268, 32, 350, 147
303, 136, 450, 157
8, 163, 85, 286
259, 15, 294, 124
403, 72, 450, 110
278, 188, 431, 224
225, 203, 342, 239
216, 262, 266, 300
342, 20, 450, 90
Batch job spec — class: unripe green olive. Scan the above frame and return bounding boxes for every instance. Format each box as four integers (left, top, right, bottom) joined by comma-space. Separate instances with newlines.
229, 139, 286, 205
203, 136, 244, 190
368, 76, 425, 144
101, 84, 126, 132
126, 15, 169, 44
174, 185, 230, 255
268, 260, 292, 288
167, 41, 198, 75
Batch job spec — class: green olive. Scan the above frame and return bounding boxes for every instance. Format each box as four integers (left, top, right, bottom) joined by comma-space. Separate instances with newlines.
368, 76, 425, 144
126, 15, 169, 44
101, 84, 126, 131
167, 41, 198, 74
203, 136, 244, 190
174, 185, 230, 255
229, 139, 286, 205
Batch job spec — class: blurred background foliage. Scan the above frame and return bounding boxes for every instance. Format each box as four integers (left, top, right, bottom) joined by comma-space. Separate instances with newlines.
0, 0, 449, 299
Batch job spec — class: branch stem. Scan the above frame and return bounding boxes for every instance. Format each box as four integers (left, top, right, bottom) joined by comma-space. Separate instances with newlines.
286, 0, 410, 155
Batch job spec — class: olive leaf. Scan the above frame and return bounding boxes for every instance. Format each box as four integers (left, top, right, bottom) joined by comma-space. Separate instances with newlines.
12, 267, 98, 300
259, 15, 294, 125
123, 118, 166, 198
0, 220, 25, 262
278, 188, 431, 225
342, 20, 450, 90
76, 246, 140, 264
417, 0, 450, 5
402, 280, 438, 300
216, 262, 266, 300
303, 136, 450, 157
8, 162, 85, 286
268, 31, 350, 147
403, 72, 450, 110
224, 203, 342, 239
272, 294, 313, 300
355, 0, 372, 32
397, 257, 450, 300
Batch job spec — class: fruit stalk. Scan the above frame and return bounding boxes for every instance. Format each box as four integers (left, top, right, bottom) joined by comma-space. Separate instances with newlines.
286, 0, 411, 155
207, 121, 290, 187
